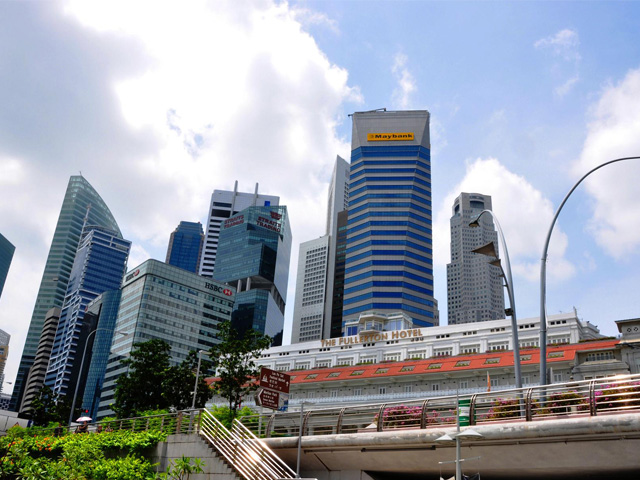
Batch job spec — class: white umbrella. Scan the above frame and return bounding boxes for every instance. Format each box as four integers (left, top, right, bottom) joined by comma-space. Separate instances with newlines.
76, 416, 92, 422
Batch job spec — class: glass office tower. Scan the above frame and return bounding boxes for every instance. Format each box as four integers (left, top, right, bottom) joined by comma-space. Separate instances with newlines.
0, 233, 15, 301
97, 260, 235, 419
80, 290, 122, 419
45, 226, 130, 399
165, 221, 204, 273
213, 205, 291, 344
12, 175, 121, 411
342, 110, 438, 332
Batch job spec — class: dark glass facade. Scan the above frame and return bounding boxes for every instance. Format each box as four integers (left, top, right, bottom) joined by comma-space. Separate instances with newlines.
343, 111, 437, 331
80, 290, 122, 419
213, 206, 291, 344
330, 211, 349, 338
45, 226, 131, 399
0, 233, 15, 301
166, 221, 204, 273
12, 176, 121, 411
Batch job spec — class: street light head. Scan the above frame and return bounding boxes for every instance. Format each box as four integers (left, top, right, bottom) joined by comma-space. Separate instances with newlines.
471, 242, 498, 259
456, 428, 484, 440
435, 433, 455, 443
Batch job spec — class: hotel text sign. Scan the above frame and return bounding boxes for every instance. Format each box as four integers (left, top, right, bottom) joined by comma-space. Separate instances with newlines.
367, 132, 414, 142
321, 328, 424, 348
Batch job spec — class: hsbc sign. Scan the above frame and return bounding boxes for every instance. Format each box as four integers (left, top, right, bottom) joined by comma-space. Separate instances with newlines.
204, 282, 233, 296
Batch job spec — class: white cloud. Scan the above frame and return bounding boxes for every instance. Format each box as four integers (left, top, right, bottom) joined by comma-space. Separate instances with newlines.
534, 28, 581, 63
0, 0, 360, 390
573, 67, 640, 259
535, 28, 581, 96
391, 52, 416, 110
433, 158, 575, 282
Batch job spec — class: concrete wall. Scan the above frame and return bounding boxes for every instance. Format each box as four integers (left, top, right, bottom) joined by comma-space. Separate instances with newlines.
150, 434, 240, 480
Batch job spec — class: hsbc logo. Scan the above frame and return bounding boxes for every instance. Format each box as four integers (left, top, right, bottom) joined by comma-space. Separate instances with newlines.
204, 282, 234, 296
125, 269, 140, 282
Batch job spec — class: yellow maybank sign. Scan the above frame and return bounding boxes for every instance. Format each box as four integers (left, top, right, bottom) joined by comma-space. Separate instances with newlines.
367, 132, 414, 141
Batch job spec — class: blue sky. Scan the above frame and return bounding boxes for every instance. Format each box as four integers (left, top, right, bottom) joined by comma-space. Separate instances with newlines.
2, 1, 640, 394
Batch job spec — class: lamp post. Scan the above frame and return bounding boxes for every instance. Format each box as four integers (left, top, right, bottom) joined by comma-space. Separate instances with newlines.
435, 396, 483, 480
191, 350, 210, 410
68, 328, 124, 426
539, 156, 640, 386
296, 401, 314, 478
469, 210, 522, 389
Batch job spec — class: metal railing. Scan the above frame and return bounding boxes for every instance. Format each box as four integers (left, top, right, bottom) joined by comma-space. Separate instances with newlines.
241, 374, 640, 437
199, 409, 295, 480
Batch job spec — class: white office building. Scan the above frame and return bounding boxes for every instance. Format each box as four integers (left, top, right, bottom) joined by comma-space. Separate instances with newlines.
199, 182, 279, 278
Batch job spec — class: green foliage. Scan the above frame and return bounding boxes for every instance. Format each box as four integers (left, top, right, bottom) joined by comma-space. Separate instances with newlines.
28, 386, 71, 426
92, 456, 157, 480
209, 405, 255, 430
0, 428, 166, 479
113, 339, 173, 418
162, 351, 214, 410
158, 456, 205, 480
113, 340, 215, 418
208, 321, 271, 418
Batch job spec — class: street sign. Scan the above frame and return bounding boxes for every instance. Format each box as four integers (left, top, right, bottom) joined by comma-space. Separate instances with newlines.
256, 387, 283, 410
259, 367, 291, 394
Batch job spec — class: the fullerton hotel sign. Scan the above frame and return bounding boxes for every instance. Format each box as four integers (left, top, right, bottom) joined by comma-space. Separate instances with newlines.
320, 328, 424, 348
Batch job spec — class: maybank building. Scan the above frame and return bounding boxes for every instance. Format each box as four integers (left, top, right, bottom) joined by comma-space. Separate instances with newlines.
342, 110, 437, 333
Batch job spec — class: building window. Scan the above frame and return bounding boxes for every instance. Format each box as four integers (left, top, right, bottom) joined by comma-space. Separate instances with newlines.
553, 373, 563, 383
586, 351, 615, 362
379, 387, 387, 395
354, 388, 362, 396
330, 390, 338, 398
458, 380, 469, 389
432, 384, 440, 391
404, 385, 413, 393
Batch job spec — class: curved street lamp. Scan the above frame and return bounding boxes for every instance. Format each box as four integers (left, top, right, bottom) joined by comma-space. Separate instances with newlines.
539, 156, 640, 386
470, 210, 522, 389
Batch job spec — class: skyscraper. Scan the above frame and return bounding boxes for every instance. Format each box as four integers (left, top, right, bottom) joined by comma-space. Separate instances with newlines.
199, 182, 279, 277
11, 176, 121, 411
290, 236, 330, 343
291, 156, 349, 344
447, 192, 505, 324
342, 110, 438, 331
80, 290, 122, 419
19, 308, 60, 415
45, 226, 131, 398
0, 329, 9, 395
166, 221, 204, 273
0, 233, 15, 301
213, 205, 291, 344
97, 260, 235, 419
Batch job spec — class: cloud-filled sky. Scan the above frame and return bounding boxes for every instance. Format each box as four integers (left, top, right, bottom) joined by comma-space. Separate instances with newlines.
2, 1, 640, 394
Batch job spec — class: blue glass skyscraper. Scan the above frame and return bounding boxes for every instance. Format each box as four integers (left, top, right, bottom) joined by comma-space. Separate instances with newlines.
213, 205, 291, 344
80, 290, 122, 419
12, 175, 121, 411
342, 110, 438, 331
0, 233, 15, 301
165, 221, 204, 273
45, 226, 131, 398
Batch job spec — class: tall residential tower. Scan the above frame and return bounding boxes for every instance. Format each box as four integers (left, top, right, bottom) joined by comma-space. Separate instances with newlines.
447, 192, 505, 324
342, 110, 437, 332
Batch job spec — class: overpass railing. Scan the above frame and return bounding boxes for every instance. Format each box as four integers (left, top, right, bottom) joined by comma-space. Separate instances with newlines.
240, 374, 640, 437
199, 410, 296, 480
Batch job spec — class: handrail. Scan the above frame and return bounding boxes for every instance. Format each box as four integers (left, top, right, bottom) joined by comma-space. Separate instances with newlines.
242, 374, 640, 438
199, 408, 295, 480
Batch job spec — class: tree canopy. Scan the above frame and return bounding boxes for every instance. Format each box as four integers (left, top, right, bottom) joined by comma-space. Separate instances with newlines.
112, 339, 213, 418
208, 321, 271, 417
